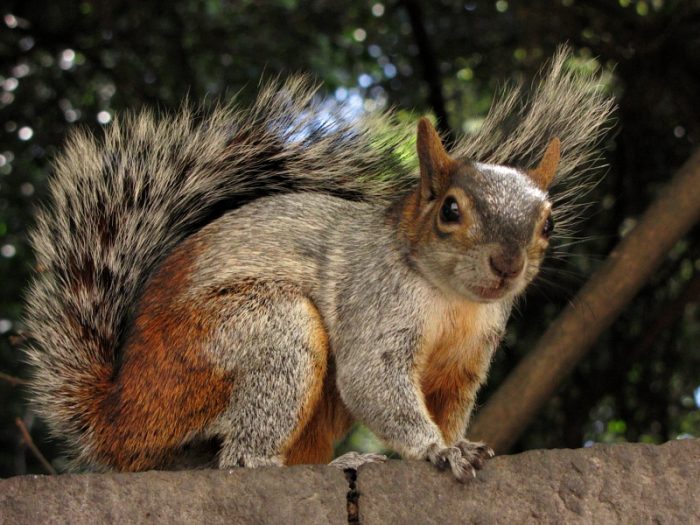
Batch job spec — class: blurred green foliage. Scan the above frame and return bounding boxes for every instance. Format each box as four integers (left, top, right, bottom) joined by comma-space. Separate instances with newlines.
1, 0, 699, 476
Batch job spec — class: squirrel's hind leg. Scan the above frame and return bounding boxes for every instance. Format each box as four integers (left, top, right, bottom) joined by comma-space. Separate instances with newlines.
202, 279, 329, 469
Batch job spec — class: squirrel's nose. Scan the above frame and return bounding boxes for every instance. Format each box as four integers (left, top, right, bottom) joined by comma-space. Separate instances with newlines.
489, 250, 524, 279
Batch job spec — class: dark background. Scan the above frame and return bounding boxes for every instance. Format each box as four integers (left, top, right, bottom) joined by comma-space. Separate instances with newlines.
1, 0, 699, 477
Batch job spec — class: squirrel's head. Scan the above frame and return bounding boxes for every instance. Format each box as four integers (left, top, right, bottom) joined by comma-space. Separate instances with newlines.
401, 118, 560, 303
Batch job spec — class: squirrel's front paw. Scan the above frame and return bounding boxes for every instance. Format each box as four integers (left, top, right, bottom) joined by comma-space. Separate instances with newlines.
454, 440, 495, 471
426, 444, 475, 483
426, 441, 494, 483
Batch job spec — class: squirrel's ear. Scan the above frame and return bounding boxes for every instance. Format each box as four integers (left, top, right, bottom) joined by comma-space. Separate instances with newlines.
416, 117, 453, 202
527, 138, 560, 190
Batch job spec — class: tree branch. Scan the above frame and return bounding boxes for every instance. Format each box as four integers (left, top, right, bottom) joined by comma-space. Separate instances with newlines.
15, 418, 57, 475
399, 0, 453, 143
469, 148, 700, 453
558, 260, 700, 446
0, 371, 28, 386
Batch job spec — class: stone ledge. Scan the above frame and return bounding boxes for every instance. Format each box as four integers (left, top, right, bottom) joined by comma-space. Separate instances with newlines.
1, 439, 698, 524
0, 464, 348, 525
358, 439, 700, 524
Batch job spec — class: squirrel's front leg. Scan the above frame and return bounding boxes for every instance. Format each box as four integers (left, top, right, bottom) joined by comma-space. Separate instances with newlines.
423, 372, 495, 472
335, 337, 487, 482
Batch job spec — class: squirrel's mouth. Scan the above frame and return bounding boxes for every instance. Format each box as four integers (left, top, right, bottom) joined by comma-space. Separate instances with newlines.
469, 279, 511, 301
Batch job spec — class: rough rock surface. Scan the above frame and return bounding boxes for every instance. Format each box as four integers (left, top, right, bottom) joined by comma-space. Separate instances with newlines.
358, 439, 700, 524
1, 440, 698, 524
0, 464, 348, 525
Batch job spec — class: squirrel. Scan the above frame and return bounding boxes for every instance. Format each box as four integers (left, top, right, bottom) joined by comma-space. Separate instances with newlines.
23, 48, 613, 481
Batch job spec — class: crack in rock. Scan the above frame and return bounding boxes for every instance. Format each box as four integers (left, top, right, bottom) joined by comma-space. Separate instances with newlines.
343, 468, 360, 524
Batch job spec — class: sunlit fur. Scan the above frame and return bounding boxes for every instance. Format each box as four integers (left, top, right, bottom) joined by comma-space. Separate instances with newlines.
23, 47, 614, 471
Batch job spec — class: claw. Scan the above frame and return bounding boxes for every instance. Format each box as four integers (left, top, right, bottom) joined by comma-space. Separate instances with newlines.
449, 457, 477, 484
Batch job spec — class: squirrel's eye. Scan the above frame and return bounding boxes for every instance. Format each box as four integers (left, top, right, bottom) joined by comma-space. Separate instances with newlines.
542, 214, 554, 238
440, 196, 461, 223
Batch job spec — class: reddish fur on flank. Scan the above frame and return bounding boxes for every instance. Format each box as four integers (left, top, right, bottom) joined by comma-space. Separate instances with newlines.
77, 236, 234, 471
284, 358, 354, 465
280, 302, 331, 464
282, 297, 353, 465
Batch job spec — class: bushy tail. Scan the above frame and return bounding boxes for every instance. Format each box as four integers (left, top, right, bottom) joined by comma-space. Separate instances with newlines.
453, 46, 615, 235
23, 78, 415, 465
